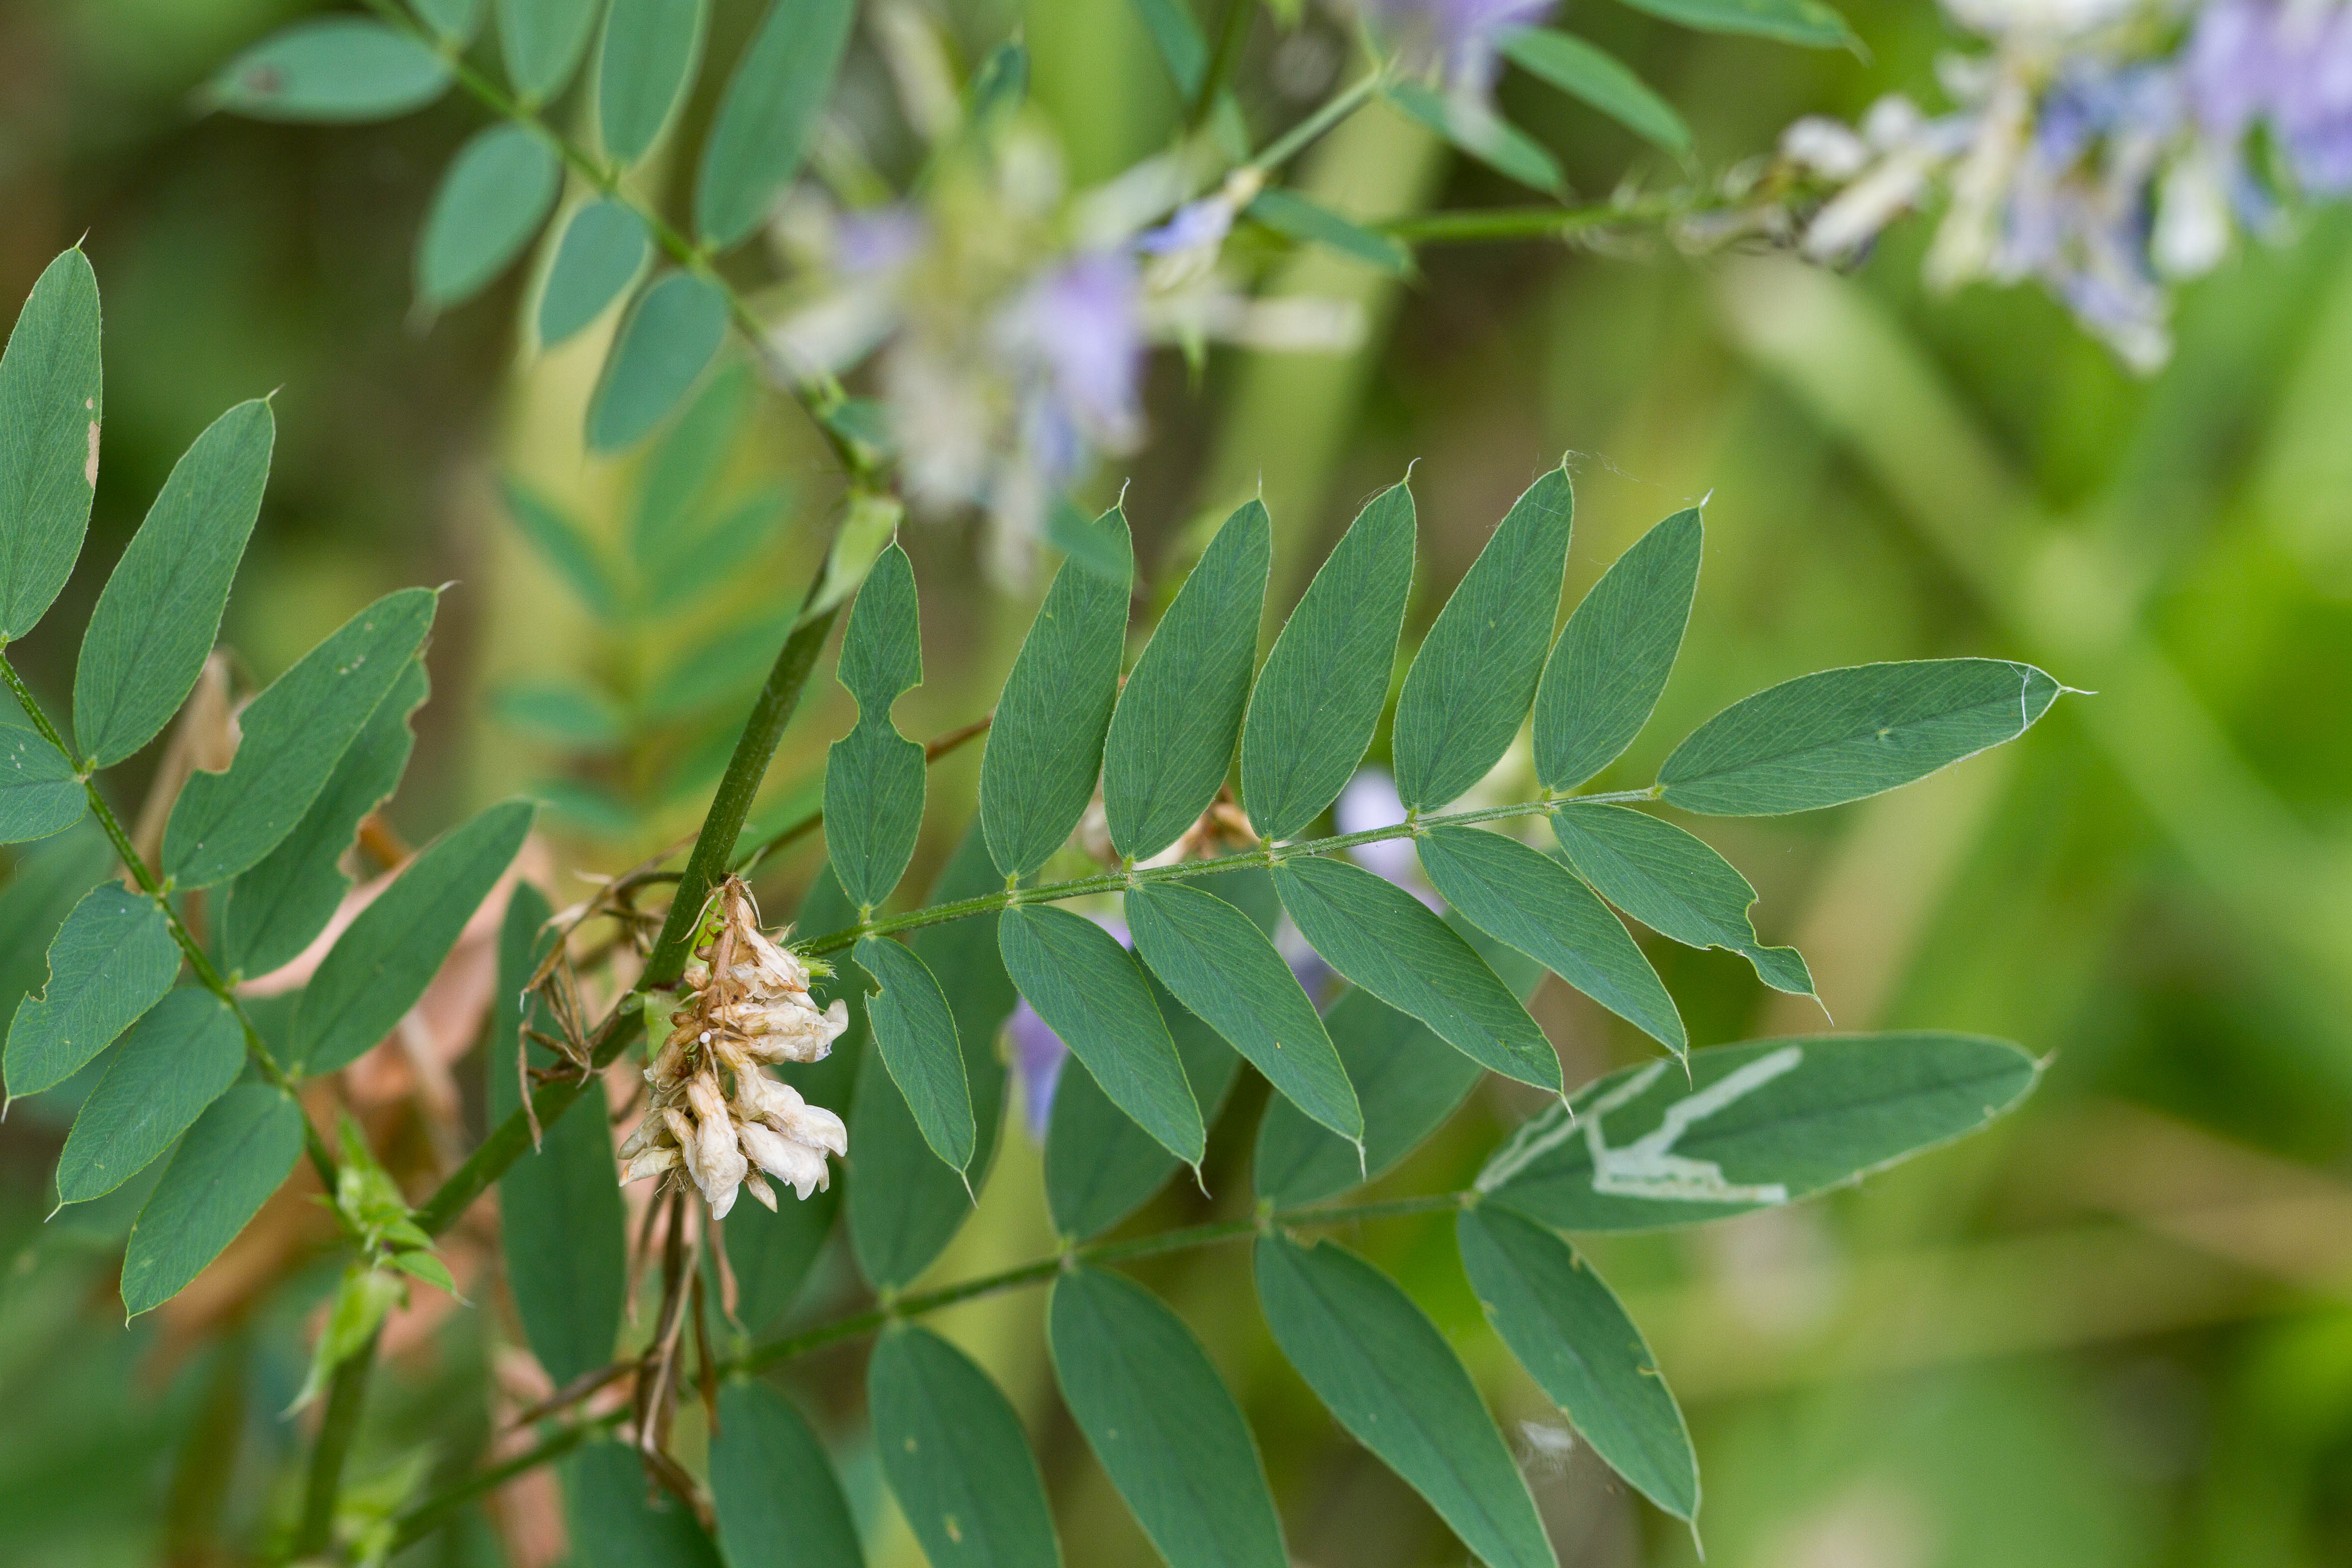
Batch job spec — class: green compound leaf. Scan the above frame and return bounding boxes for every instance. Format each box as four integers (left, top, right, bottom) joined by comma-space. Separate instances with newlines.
502, 478, 623, 620
294, 799, 535, 1074
3, 883, 180, 1102
712, 1382, 866, 1568
1049, 1266, 1289, 1568
120, 1084, 305, 1318
1244, 190, 1413, 275
1254, 1234, 1556, 1568
642, 486, 782, 616
1656, 658, 2063, 816
587, 273, 729, 453
494, 679, 621, 748
489, 883, 627, 1384
870, 1325, 1062, 1568
600, 0, 707, 164
855, 937, 975, 1176
55, 990, 244, 1205
410, 0, 483, 45
825, 544, 925, 911
220, 660, 426, 981
695, 0, 859, 249
73, 399, 271, 768
1455, 1204, 1697, 1520
0, 822, 110, 1018
164, 588, 438, 889
1532, 507, 1701, 792
538, 200, 650, 347
1609, 0, 1857, 48
980, 508, 1132, 878
0, 249, 101, 643
1273, 854, 1559, 1092
634, 363, 751, 570
1241, 481, 1416, 840
566, 1440, 724, 1568
1501, 30, 1692, 153
0, 715, 86, 845
1254, 919, 1542, 1207
417, 124, 562, 309
725, 1166, 837, 1330
1386, 81, 1564, 194
496, 0, 601, 103
847, 828, 1016, 1290
1550, 803, 1811, 995
1001, 904, 1203, 1167
1418, 824, 1684, 1057
204, 19, 454, 121
1103, 500, 1269, 862
1393, 466, 1573, 811
1479, 1031, 2041, 1231
1128, 880, 1360, 1142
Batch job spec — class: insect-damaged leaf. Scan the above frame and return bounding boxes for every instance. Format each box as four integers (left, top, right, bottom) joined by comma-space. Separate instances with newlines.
3, 882, 180, 1102
825, 544, 925, 911
1551, 802, 1812, 995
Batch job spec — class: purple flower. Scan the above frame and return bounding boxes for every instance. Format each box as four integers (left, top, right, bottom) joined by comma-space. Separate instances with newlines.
1361, 0, 1556, 92
995, 251, 1146, 488
835, 205, 927, 275
1008, 999, 1071, 1140
1137, 196, 1236, 257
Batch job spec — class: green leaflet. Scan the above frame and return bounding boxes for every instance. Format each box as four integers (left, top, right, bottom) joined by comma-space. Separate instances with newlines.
1001, 904, 1203, 1166
695, 0, 859, 249
0, 249, 101, 643
1273, 854, 1560, 1092
711, 1383, 866, 1568
1550, 803, 1811, 994
0, 716, 85, 845
2, 883, 180, 1102
633, 341, 751, 574
489, 883, 627, 1384
869, 1325, 1062, 1568
1127, 880, 1360, 1141
1254, 918, 1542, 1207
503, 478, 624, 618
416, 125, 562, 309
0, 822, 110, 1025
855, 937, 975, 1174
55, 990, 244, 1205
496, 0, 601, 102
1478, 1031, 2042, 1231
219, 660, 427, 979
1385, 82, 1564, 194
1656, 657, 2063, 815
825, 544, 925, 910
1131, 0, 1208, 90
1532, 507, 1701, 791
1047, 960, 1240, 1242
1240, 482, 1416, 840
642, 486, 783, 616
1393, 467, 1573, 810
725, 1172, 837, 1330
410, 0, 483, 44
538, 201, 650, 348
1418, 825, 1685, 1056
163, 588, 438, 888
1254, 1234, 1556, 1568
1609, 0, 1857, 48
204, 19, 455, 121
566, 1441, 724, 1568
495, 679, 621, 747
1500, 30, 1692, 153
965, 40, 1028, 128
587, 273, 729, 452
979, 508, 1132, 877
72, 399, 271, 768
1455, 1205, 1698, 1521
599, 0, 707, 164
1244, 190, 1413, 276
1048, 1267, 1289, 1568
120, 1084, 305, 1318
293, 799, 535, 1074
1102, 501, 1269, 861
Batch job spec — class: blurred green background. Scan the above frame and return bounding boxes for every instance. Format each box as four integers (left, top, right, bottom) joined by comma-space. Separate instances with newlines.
6, 0, 2352, 1565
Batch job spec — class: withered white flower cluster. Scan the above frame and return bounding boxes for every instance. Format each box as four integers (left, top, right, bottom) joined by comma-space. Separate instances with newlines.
619, 879, 850, 1218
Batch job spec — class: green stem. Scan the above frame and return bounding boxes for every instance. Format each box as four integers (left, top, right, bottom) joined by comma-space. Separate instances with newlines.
1192, 0, 1258, 132
792, 787, 1659, 957
1249, 67, 1387, 176
382, 1419, 595, 1557
293, 1331, 382, 1558
1377, 199, 1680, 245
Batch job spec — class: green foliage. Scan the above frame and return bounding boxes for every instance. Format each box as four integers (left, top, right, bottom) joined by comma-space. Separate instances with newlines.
694, 0, 860, 249
589, 273, 729, 452
409, 0, 483, 45
1501, 30, 1693, 153
120, 1084, 305, 1318
53, 990, 244, 1205
2, 882, 180, 1102
855, 935, 976, 1175
710, 1383, 866, 1568
825, 544, 926, 910
0, 248, 101, 643
869, 1324, 1062, 1568
416, 125, 562, 309
1608, 0, 1858, 48
203, 20, 454, 121
1244, 190, 1414, 276
566, 1441, 723, 1568
0, 715, 84, 844
1551, 801, 1813, 993
1532, 507, 1701, 791
495, 0, 601, 104
599, 0, 708, 164
1386, 81, 1565, 194
539, 200, 650, 347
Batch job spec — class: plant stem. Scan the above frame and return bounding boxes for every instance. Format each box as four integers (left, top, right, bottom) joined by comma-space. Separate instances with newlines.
383, 1419, 596, 1557
1378, 198, 1681, 245
293, 1331, 382, 1558
792, 787, 1661, 956
1193, 0, 1258, 132
1249, 67, 1387, 176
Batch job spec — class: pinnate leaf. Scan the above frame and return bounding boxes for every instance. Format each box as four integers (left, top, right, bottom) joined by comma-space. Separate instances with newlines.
121, 1084, 305, 1317
1393, 466, 1572, 810
1610, 0, 1857, 48
1386, 82, 1564, 193
1501, 30, 1692, 152
1244, 190, 1413, 275
163, 588, 438, 888
599, 0, 708, 164
205, 19, 454, 121
55, 990, 244, 1204
855, 936, 975, 1175
1550, 803, 1810, 994
539, 200, 649, 347
3, 883, 180, 1102
1049, 1266, 1289, 1568
0, 248, 102, 642
1656, 657, 2062, 815
825, 543, 924, 910
712, 1382, 866, 1568
496, 0, 600, 102
1241, 481, 1415, 839
869, 1325, 1062, 1568
587, 273, 729, 452
1533, 507, 1701, 791
504, 479, 623, 619
1254, 1234, 1556, 1568
566, 1440, 724, 1568
1478, 1031, 2040, 1230
0, 716, 86, 845
695, 0, 859, 249
417, 125, 562, 308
